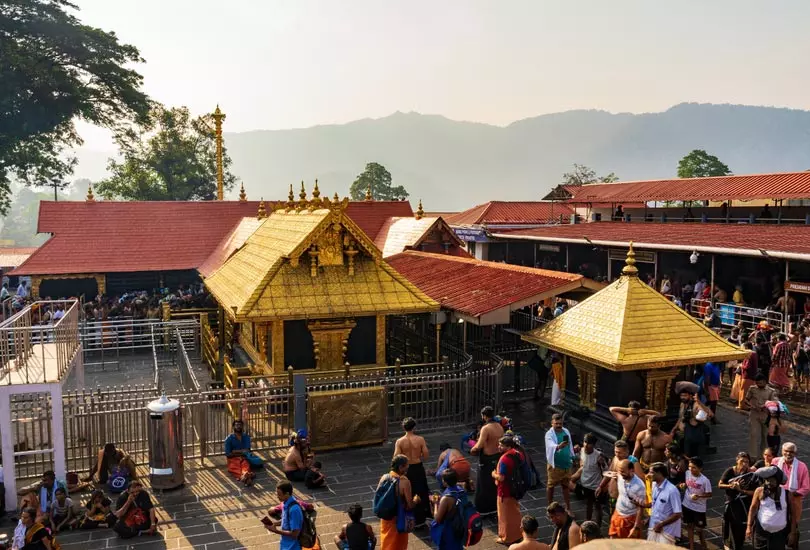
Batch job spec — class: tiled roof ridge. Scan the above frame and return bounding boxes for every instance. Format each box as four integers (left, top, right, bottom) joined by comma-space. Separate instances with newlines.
397, 250, 581, 280
576, 170, 810, 188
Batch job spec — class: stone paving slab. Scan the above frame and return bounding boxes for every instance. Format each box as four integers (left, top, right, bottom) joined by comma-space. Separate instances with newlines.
5, 397, 810, 549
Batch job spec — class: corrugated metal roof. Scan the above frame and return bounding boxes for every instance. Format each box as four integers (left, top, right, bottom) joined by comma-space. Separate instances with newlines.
386, 250, 595, 319
494, 222, 810, 258
446, 201, 573, 226
373, 216, 467, 258
562, 171, 810, 204
0, 247, 38, 268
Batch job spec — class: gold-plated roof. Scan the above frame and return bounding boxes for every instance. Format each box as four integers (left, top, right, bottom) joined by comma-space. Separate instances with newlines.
204, 199, 439, 320
522, 244, 750, 371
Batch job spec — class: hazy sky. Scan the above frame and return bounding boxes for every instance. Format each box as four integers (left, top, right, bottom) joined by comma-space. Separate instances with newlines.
74, 0, 810, 150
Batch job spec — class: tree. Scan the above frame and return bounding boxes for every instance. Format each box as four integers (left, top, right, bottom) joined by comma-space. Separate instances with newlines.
0, 0, 151, 215
349, 162, 409, 201
96, 106, 237, 201
0, 186, 54, 246
561, 164, 619, 186
677, 149, 731, 178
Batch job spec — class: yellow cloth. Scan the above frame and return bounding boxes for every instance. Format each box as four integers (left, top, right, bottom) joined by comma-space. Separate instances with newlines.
552, 362, 564, 387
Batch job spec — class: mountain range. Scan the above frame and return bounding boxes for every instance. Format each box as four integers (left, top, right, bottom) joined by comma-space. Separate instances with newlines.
71, 103, 810, 211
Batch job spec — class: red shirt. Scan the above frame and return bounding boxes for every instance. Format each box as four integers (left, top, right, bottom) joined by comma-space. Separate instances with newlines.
496, 449, 524, 498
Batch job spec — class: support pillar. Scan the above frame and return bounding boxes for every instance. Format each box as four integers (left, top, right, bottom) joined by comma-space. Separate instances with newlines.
607, 251, 612, 281
50, 387, 66, 481
0, 391, 16, 512
710, 254, 716, 303
785, 260, 791, 333
435, 322, 441, 364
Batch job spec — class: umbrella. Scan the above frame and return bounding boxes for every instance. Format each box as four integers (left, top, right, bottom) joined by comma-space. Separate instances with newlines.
675, 381, 700, 394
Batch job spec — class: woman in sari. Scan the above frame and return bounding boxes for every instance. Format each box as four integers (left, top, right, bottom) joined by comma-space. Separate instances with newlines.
19, 507, 54, 550
737, 342, 758, 410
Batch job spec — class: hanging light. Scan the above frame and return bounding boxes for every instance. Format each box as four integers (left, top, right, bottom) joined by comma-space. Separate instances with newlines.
690, 251, 700, 264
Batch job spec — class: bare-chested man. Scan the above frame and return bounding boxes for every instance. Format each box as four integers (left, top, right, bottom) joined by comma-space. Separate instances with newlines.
633, 416, 672, 470
393, 417, 430, 526
596, 440, 643, 517
609, 401, 661, 446
470, 406, 504, 515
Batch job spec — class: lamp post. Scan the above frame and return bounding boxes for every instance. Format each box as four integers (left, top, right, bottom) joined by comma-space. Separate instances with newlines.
212, 105, 226, 201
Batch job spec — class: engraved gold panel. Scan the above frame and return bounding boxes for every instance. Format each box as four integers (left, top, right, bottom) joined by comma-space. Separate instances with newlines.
376, 314, 386, 366
308, 386, 387, 451
316, 223, 344, 266
271, 320, 285, 373
570, 358, 598, 410
308, 319, 356, 370
645, 367, 679, 413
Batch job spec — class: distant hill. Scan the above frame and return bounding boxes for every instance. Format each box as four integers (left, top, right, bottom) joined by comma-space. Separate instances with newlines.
71, 103, 810, 211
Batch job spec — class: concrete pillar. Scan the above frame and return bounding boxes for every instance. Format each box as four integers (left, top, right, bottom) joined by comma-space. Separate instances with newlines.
51, 386, 66, 481
0, 391, 16, 512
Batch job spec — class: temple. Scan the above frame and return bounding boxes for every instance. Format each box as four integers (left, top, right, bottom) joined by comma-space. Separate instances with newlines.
522, 243, 749, 439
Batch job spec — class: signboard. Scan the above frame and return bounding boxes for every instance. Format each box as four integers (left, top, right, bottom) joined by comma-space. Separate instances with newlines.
785, 281, 810, 294
608, 248, 656, 263
452, 228, 488, 242
536, 244, 561, 253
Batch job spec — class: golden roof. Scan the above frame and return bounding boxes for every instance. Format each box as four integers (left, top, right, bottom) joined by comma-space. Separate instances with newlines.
522, 244, 750, 371
204, 197, 439, 320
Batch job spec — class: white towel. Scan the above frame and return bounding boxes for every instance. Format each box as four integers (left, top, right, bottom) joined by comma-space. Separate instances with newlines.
787, 459, 799, 493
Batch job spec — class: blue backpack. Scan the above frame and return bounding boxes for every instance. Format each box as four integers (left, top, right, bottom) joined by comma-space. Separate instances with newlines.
108, 466, 130, 493
373, 475, 399, 520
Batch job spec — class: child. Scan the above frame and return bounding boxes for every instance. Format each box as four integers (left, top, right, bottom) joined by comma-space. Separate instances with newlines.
80, 490, 115, 529
305, 461, 326, 489
49, 486, 76, 532
681, 457, 712, 550
334, 504, 376, 550
766, 409, 784, 453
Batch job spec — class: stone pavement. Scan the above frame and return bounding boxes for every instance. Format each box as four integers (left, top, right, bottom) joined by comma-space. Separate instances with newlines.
5, 397, 810, 549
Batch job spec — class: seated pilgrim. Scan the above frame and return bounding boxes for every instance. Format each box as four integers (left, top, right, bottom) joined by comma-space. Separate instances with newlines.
284, 429, 317, 483
82, 443, 138, 488
224, 419, 263, 486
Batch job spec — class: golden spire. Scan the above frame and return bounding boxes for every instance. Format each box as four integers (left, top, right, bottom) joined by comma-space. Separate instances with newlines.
297, 180, 308, 210
365, 183, 372, 201
238, 182, 246, 202
257, 198, 267, 219
622, 241, 638, 276
86, 182, 95, 203
212, 105, 226, 201
333, 192, 340, 202
286, 184, 295, 211
311, 179, 321, 208
415, 199, 424, 220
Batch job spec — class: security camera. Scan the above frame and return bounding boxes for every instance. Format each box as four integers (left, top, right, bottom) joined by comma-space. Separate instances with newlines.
690, 251, 699, 264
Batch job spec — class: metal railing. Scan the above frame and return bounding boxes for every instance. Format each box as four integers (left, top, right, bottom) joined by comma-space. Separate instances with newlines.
80, 318, 198, 369
176, 328, 201, 392
0, 300, 81, 384
690, 298, 784, 331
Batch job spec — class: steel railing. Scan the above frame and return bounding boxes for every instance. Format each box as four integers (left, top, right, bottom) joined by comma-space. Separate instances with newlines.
690, 298, 784, 331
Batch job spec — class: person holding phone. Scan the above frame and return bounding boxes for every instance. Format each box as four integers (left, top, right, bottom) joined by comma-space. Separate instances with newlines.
545, 413, 574, 511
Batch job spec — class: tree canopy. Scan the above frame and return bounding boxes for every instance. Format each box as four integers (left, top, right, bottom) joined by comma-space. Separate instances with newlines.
562, 164, 619, 186
348, 162, 408, 201
677, 149, 731, 178
95, 106, 237, 201
0, 0, 151, 214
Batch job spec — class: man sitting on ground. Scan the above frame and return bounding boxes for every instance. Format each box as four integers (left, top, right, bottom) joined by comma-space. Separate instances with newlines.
225, 419, 259, 486
113, 480, 158, 539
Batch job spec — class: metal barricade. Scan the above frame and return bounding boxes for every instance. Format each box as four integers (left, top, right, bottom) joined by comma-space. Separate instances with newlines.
690, 299, 783, 331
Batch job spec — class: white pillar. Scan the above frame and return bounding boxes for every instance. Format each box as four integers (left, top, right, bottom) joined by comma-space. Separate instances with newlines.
74, 344, 84, 389
50, 386, 66, 481
785, 260, 791, 333
0, 390, 16, 512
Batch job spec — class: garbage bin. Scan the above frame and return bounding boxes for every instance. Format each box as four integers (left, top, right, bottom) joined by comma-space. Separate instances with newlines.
147, 394, 184, 490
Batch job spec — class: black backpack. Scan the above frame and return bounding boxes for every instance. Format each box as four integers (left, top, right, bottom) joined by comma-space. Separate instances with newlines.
290, 502, 317, 548
507, 451, 530, 501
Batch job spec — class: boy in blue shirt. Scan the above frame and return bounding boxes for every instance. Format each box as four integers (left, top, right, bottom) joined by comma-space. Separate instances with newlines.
267, 481, 303, 550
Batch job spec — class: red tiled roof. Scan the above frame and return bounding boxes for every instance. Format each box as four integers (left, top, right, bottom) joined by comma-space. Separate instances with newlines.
494, 222, 810, 259
13, 200, 418, 277
387, 251, 596, 321
446, 201, 573, 226
559, 171, 810, 204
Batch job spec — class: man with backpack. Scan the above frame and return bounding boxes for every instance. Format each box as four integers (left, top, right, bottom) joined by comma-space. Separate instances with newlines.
493, 436, 527, 545
374, 454, 417, 550
266, 481, 303, 550
430, 469, 481, 550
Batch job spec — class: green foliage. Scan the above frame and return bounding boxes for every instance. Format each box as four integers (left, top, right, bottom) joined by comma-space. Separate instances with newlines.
562, 164, 619, 186
677, 149, 731, 178
96, 106, 237, 201
0, 0, 150, 214
348, 162, 408, 201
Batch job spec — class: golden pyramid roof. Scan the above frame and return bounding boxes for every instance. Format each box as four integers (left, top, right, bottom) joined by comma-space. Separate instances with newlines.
204, 197, 439, 320
522, 243, 750, 371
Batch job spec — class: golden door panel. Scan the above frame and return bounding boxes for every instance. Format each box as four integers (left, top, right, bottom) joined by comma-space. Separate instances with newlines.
307, 387, 387, 451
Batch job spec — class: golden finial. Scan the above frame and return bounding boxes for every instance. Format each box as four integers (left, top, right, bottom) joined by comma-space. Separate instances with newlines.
257, 198, 267, 219
622, 241, 638, 276
85, 182, 95, 202
310, 179, 321, 208
365, 183, 372, 201
415, 199, 424, 220
297, 180, 308, 210
286, 184, 295, 211
333, 192, 340, 202
238, 182, 246, 202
